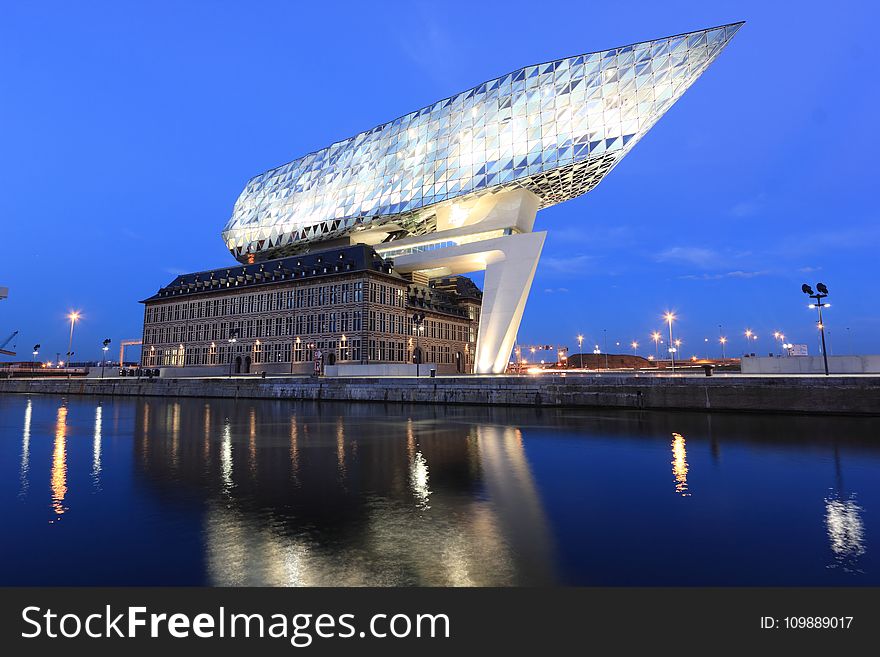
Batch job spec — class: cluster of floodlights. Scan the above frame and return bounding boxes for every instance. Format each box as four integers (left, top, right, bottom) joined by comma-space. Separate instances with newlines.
802, 282, 830, 375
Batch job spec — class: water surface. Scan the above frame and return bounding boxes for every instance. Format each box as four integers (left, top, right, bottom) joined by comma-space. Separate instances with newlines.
1, 394, 876, 585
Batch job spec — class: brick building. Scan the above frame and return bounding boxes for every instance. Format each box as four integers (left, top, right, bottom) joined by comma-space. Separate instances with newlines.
140, 244, 480, 375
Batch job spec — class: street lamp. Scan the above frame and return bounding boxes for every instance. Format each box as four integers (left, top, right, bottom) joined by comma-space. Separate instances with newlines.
719, 336, 727, 360
631, 340, 638, 356
66, 311, 80, 376
32, 344, 40, 368
603, 329, 608, 370
577, 334, 584, 351
664, 312, 676, 372
341, 334, 347, 361
773, 331, 786, 355
651, 331, 661, 362
744, 329, 757, 354
101, 338, 111, 378
227, 328, 239, 377
412, 312, 426, 377
803, 282, 831, 376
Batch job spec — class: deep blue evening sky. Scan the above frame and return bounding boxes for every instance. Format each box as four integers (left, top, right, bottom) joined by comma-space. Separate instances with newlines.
1, 1, 877, 362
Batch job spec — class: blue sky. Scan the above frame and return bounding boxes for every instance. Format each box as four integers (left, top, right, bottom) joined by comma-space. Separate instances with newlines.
1, 0, 877, 362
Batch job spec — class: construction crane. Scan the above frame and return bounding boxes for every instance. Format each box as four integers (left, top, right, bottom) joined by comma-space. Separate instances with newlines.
119, 339, 142, 367
1, 330, 19, 357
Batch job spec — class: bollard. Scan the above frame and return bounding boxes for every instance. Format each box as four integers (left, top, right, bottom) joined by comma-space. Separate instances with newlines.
430, 368, 436, 378
703, 364, 714, 377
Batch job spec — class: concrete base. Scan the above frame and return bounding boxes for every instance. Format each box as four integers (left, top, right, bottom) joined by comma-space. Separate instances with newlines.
3, 374, 879, 415
742, 355, 880, 375
324, 363, 438, 377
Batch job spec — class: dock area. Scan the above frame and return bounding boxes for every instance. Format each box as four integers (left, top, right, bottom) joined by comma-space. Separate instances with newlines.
1, 373, 879, 415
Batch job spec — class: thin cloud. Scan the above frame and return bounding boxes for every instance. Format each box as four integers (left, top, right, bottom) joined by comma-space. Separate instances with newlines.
655, 246, 720, 268
678, 270, 769, 280
540, 254, 596, 274
728, 193, 766, 218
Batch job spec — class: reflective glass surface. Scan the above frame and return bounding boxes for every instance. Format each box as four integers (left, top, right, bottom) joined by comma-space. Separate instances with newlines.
222, 23, 742, 262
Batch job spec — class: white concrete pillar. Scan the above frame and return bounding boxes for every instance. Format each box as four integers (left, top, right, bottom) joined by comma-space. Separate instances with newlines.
474, 231, 546, 374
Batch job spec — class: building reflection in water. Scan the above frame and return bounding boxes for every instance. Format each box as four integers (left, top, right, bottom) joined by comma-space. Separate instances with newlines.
671, 432, 690, 496
19, 398, 32, 498
92, 404, 103, 489
133, 399, 556, 586
50, 405, 68, 521
289, 417, 300, 484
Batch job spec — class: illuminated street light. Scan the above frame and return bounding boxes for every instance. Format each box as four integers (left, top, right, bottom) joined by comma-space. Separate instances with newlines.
719, 336, 727, 360
664, 312, 676, 372
101, 338, 111, 379
631, 340, 638, 356
227, 328, 239, 378
412, 311, 426, 377
603, 329, 609, 370
651, 331, 661, 362
577, 334, 584, 351
773, 331, 786, 355
744, 328, 757, 354
802, 282, 830, 375
66, 311, 80, 377
32, 344, 40, 368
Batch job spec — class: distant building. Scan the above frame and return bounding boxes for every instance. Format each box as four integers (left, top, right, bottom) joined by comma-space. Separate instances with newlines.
140, 244, 480, 375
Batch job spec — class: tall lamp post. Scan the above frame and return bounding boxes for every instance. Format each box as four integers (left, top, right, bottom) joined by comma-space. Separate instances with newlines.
803, 282, 831, 376
631, 341, 638, 356
664, 312, 676, 372
719, 336, 727, 360
412, 312, 426, 377
66, 311, 80, 375
32, 344, 40, 368
227, 328, 239, 378
101, 339, 111, 379
744, 328, 757, 354
603, 328, 608, 370
651, 331, 661, 362
773, 331, 786, 355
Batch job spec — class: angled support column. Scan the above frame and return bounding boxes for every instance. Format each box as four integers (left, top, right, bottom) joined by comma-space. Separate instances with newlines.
474, 231, 545, 374
386, 189, 544, 375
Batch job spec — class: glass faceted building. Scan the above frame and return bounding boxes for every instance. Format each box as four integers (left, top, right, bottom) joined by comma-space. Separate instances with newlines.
222, 22, 743, 263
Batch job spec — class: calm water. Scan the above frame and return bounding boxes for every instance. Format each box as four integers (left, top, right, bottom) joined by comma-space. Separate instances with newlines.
0, 393, 877, 586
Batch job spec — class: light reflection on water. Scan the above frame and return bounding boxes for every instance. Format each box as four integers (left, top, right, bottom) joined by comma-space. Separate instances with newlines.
92, 404, 102, 490
3, 395, 879, 586
49, 405, 67, 521
18, 399, 31, 498
825, 493, 866, 572
671, 432, 690, 497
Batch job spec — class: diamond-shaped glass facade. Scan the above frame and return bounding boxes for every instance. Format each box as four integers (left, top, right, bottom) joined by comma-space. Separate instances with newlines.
222, 23, 742, 262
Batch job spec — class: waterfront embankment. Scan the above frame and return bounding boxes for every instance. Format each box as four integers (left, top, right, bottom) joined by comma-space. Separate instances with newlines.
1, 374, 879, 415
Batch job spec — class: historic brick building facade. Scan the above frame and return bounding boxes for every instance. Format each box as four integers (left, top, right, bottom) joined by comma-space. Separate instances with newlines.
140, 244, 480, 375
